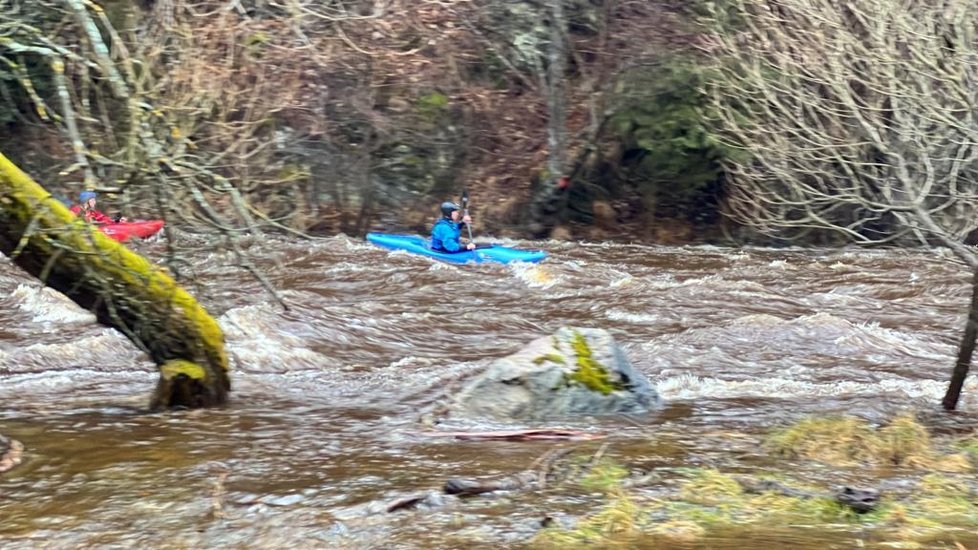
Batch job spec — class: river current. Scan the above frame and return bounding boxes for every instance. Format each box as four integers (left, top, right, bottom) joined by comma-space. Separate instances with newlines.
2, 235, 977, 548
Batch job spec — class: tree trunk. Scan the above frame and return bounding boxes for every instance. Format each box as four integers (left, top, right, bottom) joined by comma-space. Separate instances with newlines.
0, 151, 230, 410
528, 0, 570, 238
942, 267, 978, 410
545, 0, 568, 181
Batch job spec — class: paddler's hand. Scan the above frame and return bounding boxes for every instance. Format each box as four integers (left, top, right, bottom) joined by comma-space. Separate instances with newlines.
462, 214, 472, 224
466, 242, 476, 250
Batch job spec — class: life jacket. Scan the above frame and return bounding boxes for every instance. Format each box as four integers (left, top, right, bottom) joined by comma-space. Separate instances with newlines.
70, 204, 112, 224
431, 218, 463, 252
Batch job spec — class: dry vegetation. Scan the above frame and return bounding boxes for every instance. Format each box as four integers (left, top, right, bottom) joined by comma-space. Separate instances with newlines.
533, 413, 978, 548
1, 0, 698, 237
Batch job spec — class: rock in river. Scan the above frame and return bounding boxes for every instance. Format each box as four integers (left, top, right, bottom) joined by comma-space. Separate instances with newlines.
448, 327, 660, 421
0, 433, 24, 473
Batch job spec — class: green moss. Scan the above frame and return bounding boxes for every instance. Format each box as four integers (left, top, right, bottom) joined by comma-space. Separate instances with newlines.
564, 331, 622, 395
276, 164, 310, 182
859, 474, 978, 533
580, 461, 630, 492
244, 31, 270, 58
532, 446, 978, 548
532, 353, 567, 366
417, 91, 449, 119
532, 468, 855, 548
401, 155, 423, 167
678, 469, 742, 505
531, 455, 978, 548
160, 359, 207, 381
958, 440, 978, 454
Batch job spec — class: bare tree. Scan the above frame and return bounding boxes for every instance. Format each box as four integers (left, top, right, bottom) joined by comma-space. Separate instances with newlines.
544, 0, 569, 181
701, 0, 978, 409
521, 0, 577, 238
467, 0, 575, 237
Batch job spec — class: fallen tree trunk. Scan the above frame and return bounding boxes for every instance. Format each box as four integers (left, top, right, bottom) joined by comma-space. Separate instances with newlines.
0, 151, 230, 409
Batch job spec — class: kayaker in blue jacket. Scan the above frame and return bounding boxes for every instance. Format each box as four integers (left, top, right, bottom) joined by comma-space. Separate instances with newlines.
431, 201, 475, 252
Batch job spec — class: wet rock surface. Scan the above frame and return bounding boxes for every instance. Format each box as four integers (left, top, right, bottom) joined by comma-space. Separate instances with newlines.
447, 327, 660, 421
0, 433, 24, 473
736, 477, 881, 513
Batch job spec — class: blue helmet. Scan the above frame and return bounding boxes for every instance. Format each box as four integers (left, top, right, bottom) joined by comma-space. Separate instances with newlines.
440, 201, 460, 218
80, 190, 97, 202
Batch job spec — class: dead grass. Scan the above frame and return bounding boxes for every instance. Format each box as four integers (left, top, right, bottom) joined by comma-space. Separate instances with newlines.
765, 413, 972, 472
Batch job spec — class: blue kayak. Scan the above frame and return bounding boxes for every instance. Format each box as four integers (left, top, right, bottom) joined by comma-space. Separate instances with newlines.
366, 233, 547, 264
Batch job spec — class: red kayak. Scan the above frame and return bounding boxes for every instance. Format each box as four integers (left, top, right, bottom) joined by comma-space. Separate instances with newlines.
98, 220, 165, 243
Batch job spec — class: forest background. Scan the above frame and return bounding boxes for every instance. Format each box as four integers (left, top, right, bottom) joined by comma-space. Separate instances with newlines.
6, 0, 978, 251
0, 0, 735, 244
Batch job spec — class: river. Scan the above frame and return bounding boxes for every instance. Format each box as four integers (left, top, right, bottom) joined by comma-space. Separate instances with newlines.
2, 235, 977, 548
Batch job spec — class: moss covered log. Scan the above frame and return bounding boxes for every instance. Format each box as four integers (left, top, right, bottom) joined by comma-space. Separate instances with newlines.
0, 151, 229, 409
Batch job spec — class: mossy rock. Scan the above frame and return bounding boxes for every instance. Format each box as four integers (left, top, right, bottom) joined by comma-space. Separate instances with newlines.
447, 327, 659, 421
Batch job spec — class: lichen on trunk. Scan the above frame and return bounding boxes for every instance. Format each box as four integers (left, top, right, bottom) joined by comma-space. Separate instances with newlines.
0, 151, 230, 409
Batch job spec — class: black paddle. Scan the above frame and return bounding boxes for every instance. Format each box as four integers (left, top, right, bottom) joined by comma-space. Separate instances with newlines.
461, 189, 475, 243
460, 191, 493, 250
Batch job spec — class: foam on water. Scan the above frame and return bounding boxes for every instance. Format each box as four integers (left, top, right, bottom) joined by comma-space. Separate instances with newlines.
8, 284, 95, 323
0, 331, 143, 374
221, 304, 327, 372
604, 309, 663, 324
221, 303, 289, 338
836, 320, 952, 359
509, 262, 558, 288
655, 372, 978, 406
654, 311, 951, 363
426, 260, 461, 271
321, 261, 382, 275
0, 369, 154, 401
388, 356, 435, 369
609, 276, 637, 287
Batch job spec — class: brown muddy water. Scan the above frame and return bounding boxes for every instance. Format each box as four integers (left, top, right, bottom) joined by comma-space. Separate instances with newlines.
2, 235, 978, 549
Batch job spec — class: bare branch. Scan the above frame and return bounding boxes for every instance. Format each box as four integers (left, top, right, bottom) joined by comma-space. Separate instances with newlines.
702, 0, 978, 265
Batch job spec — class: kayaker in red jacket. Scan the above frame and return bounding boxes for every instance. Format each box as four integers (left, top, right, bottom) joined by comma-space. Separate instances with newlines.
70, 190, 122, 224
